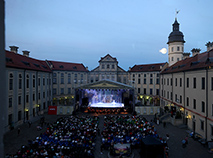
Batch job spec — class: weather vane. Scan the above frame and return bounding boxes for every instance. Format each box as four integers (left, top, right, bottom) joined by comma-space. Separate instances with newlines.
175, 9, 180, 19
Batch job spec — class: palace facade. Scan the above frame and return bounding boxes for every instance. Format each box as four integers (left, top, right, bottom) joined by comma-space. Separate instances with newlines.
4, 18, 213, 141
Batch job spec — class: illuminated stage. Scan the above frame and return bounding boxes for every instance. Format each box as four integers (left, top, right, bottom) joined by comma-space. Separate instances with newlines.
89, 101, 124, 108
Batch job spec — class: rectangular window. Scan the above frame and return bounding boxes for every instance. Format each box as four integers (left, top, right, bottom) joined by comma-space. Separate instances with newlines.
180, 95, 182, 103
61, 88, 64, 94
144, 88, 146, 94
201, 77, 205, 90
38, 93, 40, 99
9, 98, 12, 107
112, 65, 114, 69
175, 94, 177, 102
200, 120, 204, 130
175, 78, 177, 86
171, 92, 173, 100
53, 78, 56, 84
201, 101, 205, 113
150, 89, 153, 95
33, 79, 35, 87
156, 89, 159, 95
150, 78, 153, 84
9, 79, 13, 90
156, 78, 159, 84
43, 92, 45, 98
68, 88, 71, 94
18, 96, 21, 105
26, 95, 29, 103
186, 97, 189, 106
68, 78, 71, 84
167, 91, 169, 99
171, 78, 173, 86
33, 94, 35, 101
38, 78, 40, 86
43, 78, 45, 85
186, 78, 189, 88
193, 78, 196, 89
61, 78, 64, 84
19, 79, 22, 89
211, 77, 213, 90
144, 78, 146, 84
26, 79, 29, 88
212, 104, 213, 116
180, 78, 182, 87
138, 88, 140, 94
138, 79, 140, 84
53, 88, 56, 95
18, 111, 21, 121
193, 99, 196, 109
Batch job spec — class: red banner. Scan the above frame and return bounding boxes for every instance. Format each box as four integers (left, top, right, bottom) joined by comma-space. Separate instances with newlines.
48, 106, 57, 115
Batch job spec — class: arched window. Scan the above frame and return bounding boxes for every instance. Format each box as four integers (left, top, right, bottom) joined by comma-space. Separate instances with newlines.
177, 46, 180, 51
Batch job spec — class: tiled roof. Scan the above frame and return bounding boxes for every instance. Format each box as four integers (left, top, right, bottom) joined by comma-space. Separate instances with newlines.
47, 60, 88, 72
161, 49, 213, 74
129, 63, 166, 72
6, 50, 51, 72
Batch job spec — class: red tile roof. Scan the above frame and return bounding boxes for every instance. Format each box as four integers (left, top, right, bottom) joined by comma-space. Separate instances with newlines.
47, 60, 88, 72
129, 63, 166, 72
161, 50, 213, 74
6, 50, 52, 72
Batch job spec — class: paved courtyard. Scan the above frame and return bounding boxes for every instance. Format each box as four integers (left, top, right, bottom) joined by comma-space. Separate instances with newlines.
4, 112, 212, 158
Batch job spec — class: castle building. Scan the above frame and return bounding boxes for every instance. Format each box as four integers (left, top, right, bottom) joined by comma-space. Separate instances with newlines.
160, 18, 213, 141
5, 46, 52, 132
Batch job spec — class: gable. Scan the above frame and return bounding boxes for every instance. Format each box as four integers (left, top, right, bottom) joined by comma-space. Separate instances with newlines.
99, 54, 118, 63
76, 79, 133, 90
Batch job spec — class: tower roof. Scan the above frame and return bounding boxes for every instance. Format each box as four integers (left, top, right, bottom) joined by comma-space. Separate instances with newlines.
167, 18, 185, 44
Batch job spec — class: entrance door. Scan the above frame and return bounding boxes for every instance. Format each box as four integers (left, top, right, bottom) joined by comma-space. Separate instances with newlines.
33, 108, 35, 117
26, 111, 29, 120
193, 121, 196, 132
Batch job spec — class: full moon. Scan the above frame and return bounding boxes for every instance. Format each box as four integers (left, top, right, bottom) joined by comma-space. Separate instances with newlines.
160, 48, 167, 54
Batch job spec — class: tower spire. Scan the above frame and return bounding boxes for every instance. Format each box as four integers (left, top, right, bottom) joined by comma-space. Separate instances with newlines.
175, 9, 180, 20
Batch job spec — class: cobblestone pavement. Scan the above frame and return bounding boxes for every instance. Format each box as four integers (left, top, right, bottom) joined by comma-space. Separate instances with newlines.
4, 113, 212, 158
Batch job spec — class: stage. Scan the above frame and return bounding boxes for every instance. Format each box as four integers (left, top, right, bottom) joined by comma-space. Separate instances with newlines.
89, 101, 124, 108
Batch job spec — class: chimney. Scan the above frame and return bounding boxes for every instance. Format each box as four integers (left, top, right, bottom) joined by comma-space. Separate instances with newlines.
22, 50, 30, 57
9, 46, 19, 54
183, 52, 190, 59
191, 48, 200, 56
206, 41, 213, 51
86, 66, 88, 70
129, 67, 131, 71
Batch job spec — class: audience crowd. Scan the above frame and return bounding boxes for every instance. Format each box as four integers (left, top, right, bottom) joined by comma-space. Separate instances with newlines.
8, 116, 99, 158
101, 115, 158, 147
